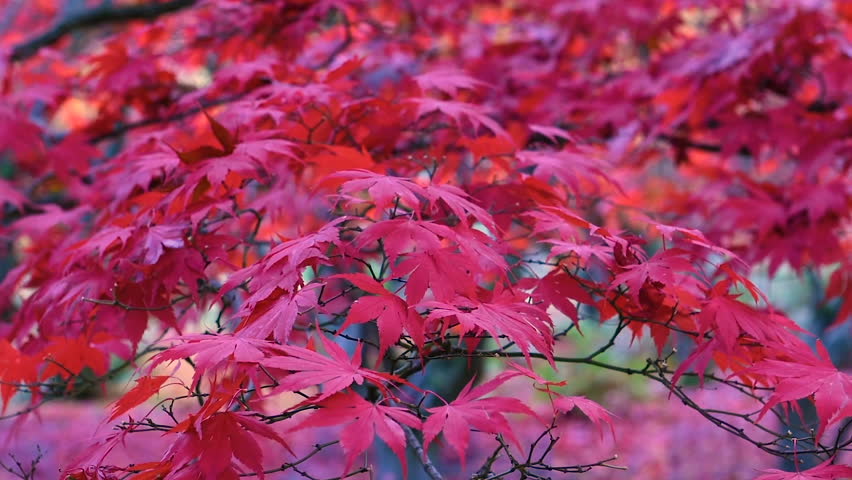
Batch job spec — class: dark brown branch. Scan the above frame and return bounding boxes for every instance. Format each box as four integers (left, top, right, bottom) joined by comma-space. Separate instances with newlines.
88, 90, 251, 143
81, 293, 187, 311
657, 133, 722, 153
234, 441, 341, 477
404, 425, 444, 480
10, 0, 197, 62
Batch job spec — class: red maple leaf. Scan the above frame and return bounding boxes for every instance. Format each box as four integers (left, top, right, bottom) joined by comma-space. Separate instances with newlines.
409, 98, 510, 139
0, 340, 39, 411
698, 281, 805, 352
328, 169, 425, 212
217, 219, 342, 304
396, 248, 477, 304
424, 293, 555, 364
533, 270, 596, 329
527, 205, 596, 239
149, 334, 285, 389
544, 239, 614, 268
264, 333, 399, 401
335, 273, 425, 356
423, 372, 535, 465
108, 375, 170, 421
290, 391, 421, 477
40, 336, 110, 382
233, 283, 321, 343
516, 148, 617, 194
755, 459, 852, 480
413, 68, 487, 97
135, 223, 186, 265
553, 395, 616, 440
356, 219, 455, 261
529, 124, 576, 143
611, 248, 697, 304
423, 183, 498, 233
166, 411, 290, 479
751, 341, 852, 439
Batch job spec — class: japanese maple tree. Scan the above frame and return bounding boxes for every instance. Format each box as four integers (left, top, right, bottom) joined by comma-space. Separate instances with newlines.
0, 0, 850, 479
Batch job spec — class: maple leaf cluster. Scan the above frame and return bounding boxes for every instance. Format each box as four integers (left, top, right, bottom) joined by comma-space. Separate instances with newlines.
0, 0, 850, 479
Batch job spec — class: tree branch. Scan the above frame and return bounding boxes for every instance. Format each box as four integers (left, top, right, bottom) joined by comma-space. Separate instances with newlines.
88, 91, 249, 143
657, 133, 721, 153
403, 425, 444, 480
10, 0, 197, 62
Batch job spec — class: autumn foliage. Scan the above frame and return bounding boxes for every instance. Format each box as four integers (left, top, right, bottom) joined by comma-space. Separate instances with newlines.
0, 0, 851, 479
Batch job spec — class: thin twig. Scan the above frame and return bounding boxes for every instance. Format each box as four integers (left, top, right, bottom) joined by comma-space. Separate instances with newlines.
403, 424, 444, 480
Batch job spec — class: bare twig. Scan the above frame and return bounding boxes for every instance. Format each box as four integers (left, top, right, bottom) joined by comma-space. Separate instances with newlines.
657, 133, 722, 153
403, 424, 444, 480
89, 91, 248, 143
0, 446, 43, 480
